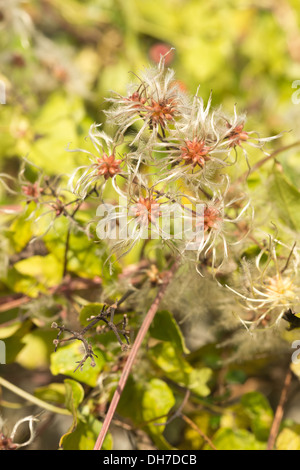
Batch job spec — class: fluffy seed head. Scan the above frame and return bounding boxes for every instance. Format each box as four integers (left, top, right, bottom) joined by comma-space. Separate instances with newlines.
130, 196, 161, 225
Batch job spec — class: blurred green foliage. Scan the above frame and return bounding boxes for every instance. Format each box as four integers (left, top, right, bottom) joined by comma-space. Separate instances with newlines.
1, 0, 300, 451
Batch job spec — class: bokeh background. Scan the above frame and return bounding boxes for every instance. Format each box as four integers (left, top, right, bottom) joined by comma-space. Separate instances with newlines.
1, 0, 300, 451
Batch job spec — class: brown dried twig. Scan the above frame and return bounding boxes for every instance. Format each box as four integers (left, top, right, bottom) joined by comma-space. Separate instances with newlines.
0, 276, 102, 313
181, 414, 218, 451
51, 323, 99, 372
93, 260, 178, 450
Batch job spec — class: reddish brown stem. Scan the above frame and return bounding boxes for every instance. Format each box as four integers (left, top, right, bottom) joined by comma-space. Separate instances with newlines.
93, 261, 178, 450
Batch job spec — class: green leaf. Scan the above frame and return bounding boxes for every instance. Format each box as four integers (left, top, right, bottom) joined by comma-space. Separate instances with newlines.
43, 217, 105, 279
220, 404, 250, 431
241, 244, 261, 260
268, 167, 300, 230
240, 392, 273, 441
30, 94, 87, 175
149, 342, 212, 397
188, 368, 212, 398
142, 378, 175, 431
225, 369, 247, 385
34, 383, 67, 405
2, 336, 26, 364
0, 320, 31, 363
117, 375, 144, 425
0, 322, 22, 339
16, 328, 57, 369
205, 428, 266, 450
276, 428, 300, 450
149, 310, 189, 354
50, 341, 106, 387
6, 204, 34, 252
14, 254, 63, 287
150, 341, 191, 381
117, 376, 176, 450
59, 379, 85, 448
64, 378, 85, 414
5, 266, 45, 298
142, 378, 176, 449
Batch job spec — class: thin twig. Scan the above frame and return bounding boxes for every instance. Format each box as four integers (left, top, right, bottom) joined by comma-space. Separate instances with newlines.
181, 414, 218, 451
0, 376, 71, 416
267, 367, 293, 450
93, 261, 178, 450
52, 323, 99, 372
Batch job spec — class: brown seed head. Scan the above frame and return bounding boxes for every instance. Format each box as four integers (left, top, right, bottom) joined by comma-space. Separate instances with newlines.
180, 138, 211, 168
96, 154, 122, 180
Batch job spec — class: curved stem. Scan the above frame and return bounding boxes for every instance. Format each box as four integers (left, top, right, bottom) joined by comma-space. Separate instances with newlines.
93, 260, 178, 450
0, 376, 72, 416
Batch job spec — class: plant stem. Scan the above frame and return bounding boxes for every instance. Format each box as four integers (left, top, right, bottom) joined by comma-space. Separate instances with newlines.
0, 376, 72, 416
181, 414, 218, 451
93, 261, 178, 450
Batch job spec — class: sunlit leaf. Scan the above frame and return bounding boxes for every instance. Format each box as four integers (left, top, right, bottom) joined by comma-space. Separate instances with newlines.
149, 342, 211, 397
142, 378, 176, 449
61, 408, 113, 450
59, 378, 85, 448
14, 254, 63, 287
240, 392, 273, 441
64, 378, 85, 414
16, 328, 57, 369
149, 310, 189, 354
276, 428, 300, 450
34, 383, 67, 405
79, 303, 104, 327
